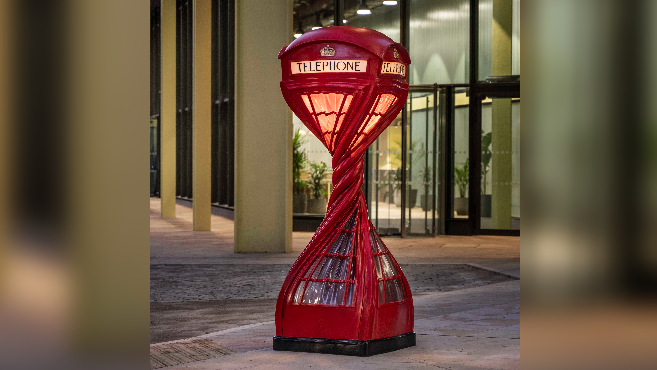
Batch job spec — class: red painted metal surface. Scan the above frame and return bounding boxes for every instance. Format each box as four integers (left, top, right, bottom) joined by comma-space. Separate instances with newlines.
276, 27, 413, 341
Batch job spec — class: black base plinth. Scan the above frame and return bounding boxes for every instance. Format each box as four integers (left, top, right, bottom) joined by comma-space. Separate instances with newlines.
273, 332, 416, 357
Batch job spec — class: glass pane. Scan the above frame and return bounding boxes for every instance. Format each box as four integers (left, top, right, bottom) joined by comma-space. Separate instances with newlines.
479, 0, 520, 80
452, 89, 470, 218
481, 97, 520, 230
302, 281, 323, 304
375, 233, 387, 252
293, 281, 306, 303
302, 282, 346, 305
385, 279, 405, 303
374, 255, 383, 279
380, 254, 399, 277
405, 91, 437, 235
293, 116, 331, 215
410, 0, 470, 84
347, 1, 400, 42
328, 232, 352, 255
293, 1, 335, 38
304, 258, 319, 278
368, 112, 403, 235
321, 282, 346, 305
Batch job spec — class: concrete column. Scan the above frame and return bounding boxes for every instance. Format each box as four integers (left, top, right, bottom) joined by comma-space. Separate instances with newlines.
234, 0, 293, 252
160, 0, 176, 218
491, 0, 513, 229
192, 0, 212, 231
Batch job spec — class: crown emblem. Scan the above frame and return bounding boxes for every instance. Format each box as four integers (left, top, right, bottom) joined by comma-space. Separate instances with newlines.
320, 45, 335, 57
393, 48, 399, 59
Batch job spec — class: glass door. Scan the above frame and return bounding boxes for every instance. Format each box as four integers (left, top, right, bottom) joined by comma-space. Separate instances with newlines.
479, 95, 520, 231
404, 88, 439, 236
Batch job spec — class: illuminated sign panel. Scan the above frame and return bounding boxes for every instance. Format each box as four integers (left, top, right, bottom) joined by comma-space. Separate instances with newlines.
291, 60, 368, 74
380, 62, 406, 76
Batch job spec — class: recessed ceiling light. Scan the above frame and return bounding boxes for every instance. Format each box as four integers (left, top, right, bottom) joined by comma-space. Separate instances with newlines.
357, 1, 372, 15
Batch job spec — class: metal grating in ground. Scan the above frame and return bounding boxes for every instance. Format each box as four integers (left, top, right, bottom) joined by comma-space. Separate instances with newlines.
150, 338, 235, 369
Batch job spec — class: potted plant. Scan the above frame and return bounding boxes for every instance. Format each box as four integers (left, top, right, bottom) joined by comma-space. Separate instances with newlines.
454, 158, 469, 216
481, 130, 492, 217
307, 161, 329, 214
388, 139, 422, 208
293, 129, 308, 213
419, 167, 432, 212
386, 168, 417, 208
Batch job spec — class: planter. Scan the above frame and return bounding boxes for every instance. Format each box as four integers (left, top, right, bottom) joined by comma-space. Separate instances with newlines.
293, 193, 307, 214
307, 198, 327, 215
454, 197, 469, 216
394, 188, 418, 208
420, 194, 433, 212
481, 194, 492, 218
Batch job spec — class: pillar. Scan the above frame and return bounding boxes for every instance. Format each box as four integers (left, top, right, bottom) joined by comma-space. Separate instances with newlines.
234, 0, 293, 252
160, 0, 176, 218
491, 0, 513, 229
192, 0, 212, 231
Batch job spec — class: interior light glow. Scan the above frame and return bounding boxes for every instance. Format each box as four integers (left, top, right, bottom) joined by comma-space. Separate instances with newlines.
383, 1, 398, 5
357, 0, 372, 15
294, 22, 304, 39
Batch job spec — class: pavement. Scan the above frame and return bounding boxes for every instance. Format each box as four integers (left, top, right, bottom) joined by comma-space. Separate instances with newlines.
150, 198, 520, 369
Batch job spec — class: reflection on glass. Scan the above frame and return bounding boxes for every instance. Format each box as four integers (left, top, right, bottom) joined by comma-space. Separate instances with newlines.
452, 90, 469, 218
368, 113, 403, 235
410, 0, 470, 84
385, 279, 405, 303
480, 98, 520, 230
404, 91, 438, 235
479, 0, 520, 79
293, 114, 331, 215
293, 281, 305, 303
347, 2, 400, 42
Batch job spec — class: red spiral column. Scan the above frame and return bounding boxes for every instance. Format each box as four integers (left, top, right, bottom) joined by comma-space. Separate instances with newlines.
274, 27, 414, 356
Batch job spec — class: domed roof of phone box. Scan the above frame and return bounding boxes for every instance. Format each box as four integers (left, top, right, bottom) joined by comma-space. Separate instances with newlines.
278, 26, 411, 64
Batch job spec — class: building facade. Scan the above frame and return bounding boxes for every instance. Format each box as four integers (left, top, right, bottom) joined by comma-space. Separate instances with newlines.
150, 0, 520, 243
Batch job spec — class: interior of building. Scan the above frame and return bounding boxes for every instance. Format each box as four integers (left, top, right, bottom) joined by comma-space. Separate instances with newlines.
150, 0, 520, 251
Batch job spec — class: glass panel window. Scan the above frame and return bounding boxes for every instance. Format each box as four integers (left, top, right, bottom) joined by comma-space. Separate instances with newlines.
368, 112, 403, 235
410, 0, 470, 84
404, 90, 438, 235
293, 212, 358, 306
480, 97, 520, 230
385, 278, 405, 303
347, 1, 401, 42
479, 0, 520, 80
452, 89, 469, 218
371, 224, 406, 305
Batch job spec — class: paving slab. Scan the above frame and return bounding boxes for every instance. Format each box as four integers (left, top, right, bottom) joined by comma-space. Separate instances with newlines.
150, 198, 520, 369
160, 281, 519, 370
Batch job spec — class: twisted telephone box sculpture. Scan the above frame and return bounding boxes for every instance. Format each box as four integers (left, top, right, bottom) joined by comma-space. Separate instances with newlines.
274, 27, 415, 356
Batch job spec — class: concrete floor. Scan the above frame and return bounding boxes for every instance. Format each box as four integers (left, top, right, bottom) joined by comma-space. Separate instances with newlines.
150, 198, 520, 369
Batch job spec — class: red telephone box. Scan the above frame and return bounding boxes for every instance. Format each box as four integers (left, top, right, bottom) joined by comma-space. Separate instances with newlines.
274, 27, 414, 356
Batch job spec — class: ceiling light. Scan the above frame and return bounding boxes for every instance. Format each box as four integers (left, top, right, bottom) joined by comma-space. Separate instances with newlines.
357, 1, 372, 15
343, 19, 348, 23
383, 1, 398, 5
294, 22, 303, 38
